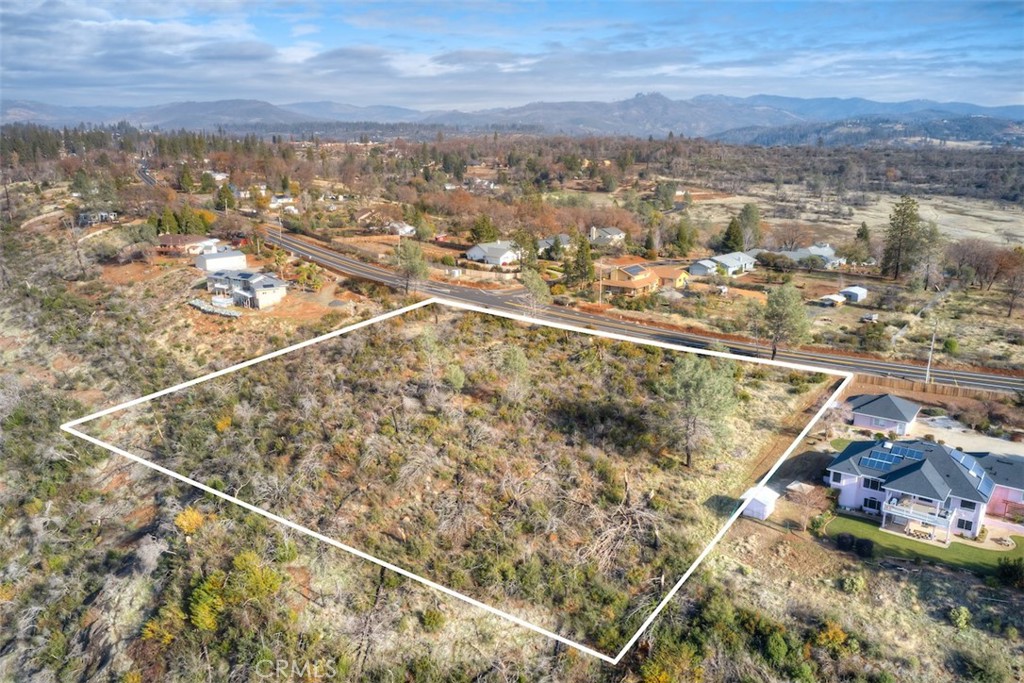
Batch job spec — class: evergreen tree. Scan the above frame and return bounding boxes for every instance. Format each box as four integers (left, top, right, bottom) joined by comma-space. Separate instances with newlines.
160, 207, 179, 234
675, 216, 698, 256
177, 165, 194, 193
513, 230, 539, 271
721, 217, 744, 253
566, 231, 595, 285
882, 195, 925, 279
470, 215, 499, 243
737, 203, 762, 249
214, 184, 235, 211
856, 222, 870, 243
749, 283, 810, 360
655, 354, 738, 467
393, 239, 429, 294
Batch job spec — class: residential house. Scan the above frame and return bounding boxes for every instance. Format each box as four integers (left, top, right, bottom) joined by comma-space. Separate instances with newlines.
158, 234, 219, 257
537, 234, 573, 258
750, 243, 846, 269
465, 241, 519, 266
826, 439, 1023, 541
849, 394, 921, 435
712, 251, 756, 276
196, 248, 248, 272
975, 453, 1024, 518
588, 226, 626, 248
648, 265, 689, 289
841, 286, 869, 303
599, 264, 659, 298
268, 194, 293, 209
386, 221, 417, 237
207, 270, 288, 309
689, 259, 720, 276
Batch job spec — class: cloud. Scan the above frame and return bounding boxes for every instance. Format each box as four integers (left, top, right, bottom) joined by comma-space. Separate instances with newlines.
1, 1, 1021, 109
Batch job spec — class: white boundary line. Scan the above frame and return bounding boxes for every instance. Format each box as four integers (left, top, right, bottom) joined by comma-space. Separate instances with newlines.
61, 297, 852, 665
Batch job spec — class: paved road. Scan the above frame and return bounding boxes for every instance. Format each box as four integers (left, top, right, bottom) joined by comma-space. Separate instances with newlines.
263, 230, 1024, 393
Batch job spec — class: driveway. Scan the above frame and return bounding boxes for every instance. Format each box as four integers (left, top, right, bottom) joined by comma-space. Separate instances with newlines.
908, 417, 1024, 456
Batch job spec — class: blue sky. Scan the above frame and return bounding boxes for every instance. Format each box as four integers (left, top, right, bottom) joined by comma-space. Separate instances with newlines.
2, 1, 1022, 109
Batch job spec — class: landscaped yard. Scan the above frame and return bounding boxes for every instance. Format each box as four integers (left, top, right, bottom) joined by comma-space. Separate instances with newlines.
826, 513, 1024, 574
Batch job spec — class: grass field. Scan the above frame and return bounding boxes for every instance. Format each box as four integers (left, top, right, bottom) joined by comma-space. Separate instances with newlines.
826, 513, 1024, 574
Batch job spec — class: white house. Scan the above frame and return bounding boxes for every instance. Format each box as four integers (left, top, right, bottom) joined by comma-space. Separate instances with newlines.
712, 251, 756, 275
588, 226, 626, 248
207, 270, 288, 309
387, 221, 417, 237
196, 249, 248, 272
741, 486, 780, 521
825, 440, 1023, 542
466, 241, 519, 266
689, 259, 719, 276
841, 286, 869, 303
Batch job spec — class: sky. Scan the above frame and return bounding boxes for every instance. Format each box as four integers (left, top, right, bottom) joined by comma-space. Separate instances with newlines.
2, 0, 1022, 110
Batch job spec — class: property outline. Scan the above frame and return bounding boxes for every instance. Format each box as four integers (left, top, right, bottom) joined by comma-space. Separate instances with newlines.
61, 297, 853, 664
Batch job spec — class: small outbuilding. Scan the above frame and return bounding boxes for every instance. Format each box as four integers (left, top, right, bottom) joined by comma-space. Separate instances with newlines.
196, 249, 248, 272
841, 286, 868, 303
741, 486, 780, 520
820, 294, 846, 307
689, 259, 719, 276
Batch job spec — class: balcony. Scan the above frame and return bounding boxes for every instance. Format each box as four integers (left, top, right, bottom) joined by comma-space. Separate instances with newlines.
882, 497, 953, 527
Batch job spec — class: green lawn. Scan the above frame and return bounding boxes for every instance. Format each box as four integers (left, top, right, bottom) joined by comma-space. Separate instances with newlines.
826, 514, 1024, 575
829, 438, 851, 452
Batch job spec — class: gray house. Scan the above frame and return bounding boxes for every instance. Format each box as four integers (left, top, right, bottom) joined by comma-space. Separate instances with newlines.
849, 394, 921, 435
588, 226, 626, 248
825, 439, 1023, 542
689, 259, 720, 276
712, 251, 756, 275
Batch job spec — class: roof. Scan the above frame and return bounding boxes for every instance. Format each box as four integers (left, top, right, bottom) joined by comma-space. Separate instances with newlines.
821, 294, 846, 304
742, 486, 780, 505
841, 286, 869, 296
468, 241, 517, 258
201, 249, 246, 260
211, 269, 287, 289
972, 452, 1024, 492
623, 264, 648, 277
848, 394, 920, 423
159, 234, 207, 246
538, 234, 571, 250
649, 265, 687, 280
712, 252, 755, 268
692, 259, 718, 270
827, 439, 996, 503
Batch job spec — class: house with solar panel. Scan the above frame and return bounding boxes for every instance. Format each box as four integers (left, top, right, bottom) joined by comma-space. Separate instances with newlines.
825, 439, 1024, 542
206, 270, 288, 309
599, 264, 659, 298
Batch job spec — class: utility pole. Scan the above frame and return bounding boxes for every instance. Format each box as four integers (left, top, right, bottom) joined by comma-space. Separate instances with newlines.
924, 318, 938, 384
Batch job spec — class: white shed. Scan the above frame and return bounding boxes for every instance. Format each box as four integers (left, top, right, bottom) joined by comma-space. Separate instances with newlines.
196, 249, 248, 272
689, 259, 719, 276
840, 286, 868, 303
741, 486, 780, 520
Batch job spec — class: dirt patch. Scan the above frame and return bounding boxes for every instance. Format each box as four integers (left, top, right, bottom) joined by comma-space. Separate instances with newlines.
101, 262, 184, 285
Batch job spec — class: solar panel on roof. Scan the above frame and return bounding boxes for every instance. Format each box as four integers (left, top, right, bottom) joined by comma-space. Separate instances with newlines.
891, 445, 907, 457
860, 456, 895, 472
979, 477, 995, 498
904, 448, 924, 460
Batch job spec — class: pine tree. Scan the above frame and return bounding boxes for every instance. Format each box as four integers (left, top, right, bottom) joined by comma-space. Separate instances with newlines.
160, 207, 179, 234
882, 195, 924, 279
721, 217, 744, 253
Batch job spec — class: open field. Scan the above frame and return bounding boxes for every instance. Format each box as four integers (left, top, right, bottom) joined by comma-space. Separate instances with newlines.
81, 302, 836, 655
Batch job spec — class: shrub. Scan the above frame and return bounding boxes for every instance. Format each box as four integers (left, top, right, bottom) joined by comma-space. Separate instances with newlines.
174, 506, 205, 535
943, 338, 959, 355
995, 557, 1024, 589
809, 514, 829, 536
836, 533, 855, 551
838, 574, 866, 594
420, 607, 445, 633
960, 651, 1010, 683
855, 538, 874, 558
948, 605, 971, 631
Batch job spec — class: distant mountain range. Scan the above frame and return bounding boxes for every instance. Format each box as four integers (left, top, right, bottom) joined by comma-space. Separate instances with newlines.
3, 93, 1023, 147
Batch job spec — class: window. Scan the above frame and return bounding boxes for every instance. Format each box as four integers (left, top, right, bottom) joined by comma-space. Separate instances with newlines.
864, 479, 881, 491
960, 500, 977, 511
831, 472, 842, 484
917, 497, 933, 505
863, 498, 881, 512
957, 519, 973, 532
871, 417, 887, 427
